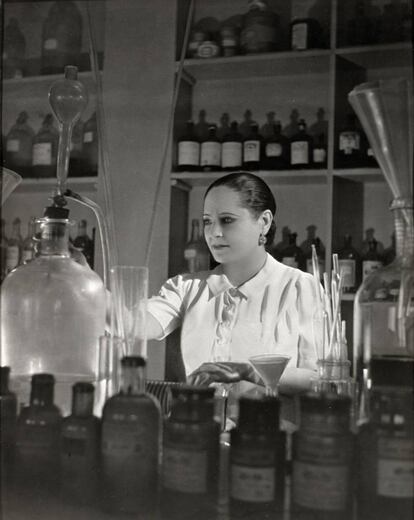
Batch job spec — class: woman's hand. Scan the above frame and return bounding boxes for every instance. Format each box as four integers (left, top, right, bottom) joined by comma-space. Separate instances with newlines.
187, 362, 264, 387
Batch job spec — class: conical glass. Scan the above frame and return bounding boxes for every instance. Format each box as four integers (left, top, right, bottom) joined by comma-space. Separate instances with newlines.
1, 167, 22, 206
249, 354, 291, 396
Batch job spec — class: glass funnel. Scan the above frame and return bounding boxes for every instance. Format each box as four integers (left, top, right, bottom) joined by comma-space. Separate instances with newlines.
1, 167, 22, 206
248, 354, 291, 396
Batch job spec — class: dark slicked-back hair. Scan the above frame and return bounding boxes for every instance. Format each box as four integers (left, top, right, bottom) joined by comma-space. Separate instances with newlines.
204, 171, 277, 245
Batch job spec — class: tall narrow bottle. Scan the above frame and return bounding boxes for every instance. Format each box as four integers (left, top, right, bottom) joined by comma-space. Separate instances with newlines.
184, 219, 210, 273
221, 121, 242, 171
362, 239, 383, 281
4, 111, 34, 178
243, 123, 263, 170
101, 356, 161, 516
32, 113, 58, 178
177, 121, 200, 172
0, 366, 18, 483
289, 118, 312, 168
14, 374, 62, 494
5, 217, 23, 274
338, 234, 362, 293
200, 124, 221, 172
60, 382, 100, 505
263, 122, 289, 170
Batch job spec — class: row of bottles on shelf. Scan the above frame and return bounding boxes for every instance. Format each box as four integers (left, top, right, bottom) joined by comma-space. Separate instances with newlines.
3, 111, 98, 178
3, 1, 84, 79
176, 109, 377, 172
185, 0, 411, 61
184, 219, 396, 295
1, 356, 412, 520
0, 217, 95, 280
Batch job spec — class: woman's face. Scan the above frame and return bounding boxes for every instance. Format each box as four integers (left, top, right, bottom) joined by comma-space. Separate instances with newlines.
203, 186, 266, 264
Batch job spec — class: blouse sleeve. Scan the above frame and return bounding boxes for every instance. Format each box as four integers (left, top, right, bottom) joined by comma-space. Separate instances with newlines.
295, 272, 320, 370
147, 275, 187, 339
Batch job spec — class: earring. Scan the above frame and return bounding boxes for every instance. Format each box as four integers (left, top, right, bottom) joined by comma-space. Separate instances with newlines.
258, 233, 266, 246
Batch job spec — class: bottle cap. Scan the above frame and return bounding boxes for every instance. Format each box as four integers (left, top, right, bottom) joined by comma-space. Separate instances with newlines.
170, 385, 216, 422
370, 356, 414, 388
238, 395, 280, 431
121, 356, 146, 368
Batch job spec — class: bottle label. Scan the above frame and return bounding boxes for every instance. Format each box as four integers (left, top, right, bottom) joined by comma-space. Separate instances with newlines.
363, 260, 382, 280
377, 436, 414, 498
44, 38, 58, 50
313, 148, 327, 163
231, 464, 274, 502
178, 141, 199, 167
200, 142, 221, 167
282, 256, 298, 268
6, 245, 19, 270
162, 447, 208, 493
338, 259, 355, 289
265, 142, 283, 157
291, 141, 309, 165
6, 139, 20, 152
243, 140, 260, 162
292, 23, 308, 50
222, 142, 242, 168
339, 132, 360, 154
32, 142, 52, 166
83, 131, 94, 143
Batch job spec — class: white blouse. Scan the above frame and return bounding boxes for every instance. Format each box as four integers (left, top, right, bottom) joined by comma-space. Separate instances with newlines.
147, 253, 319, 376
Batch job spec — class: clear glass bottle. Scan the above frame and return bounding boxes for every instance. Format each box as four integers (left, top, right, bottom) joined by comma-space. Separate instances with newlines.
161, 386, 220, 520
289, 118, 312, 169
82, 112, 98, 176
356, 357, 413, 520
229, 395, 285, 520
21, 217, 36, 264
291, 393, 353, 519
14, 373, 62, 494
5, 217, 23, 274
353, 198, 414, 387
221, 121, 243, 171
177, 121, 200, 172
32, 113, 59, 178
0, 366, 18, 482
60, 382, 100, 505
184, 219, 210, 273
1, 205, 106, 415
3, 18, 26, 79
101, 356, 161, 516
73, 219, 94, 268
4, 111, 35, 178
243, 123, 263, 170
200, 124, 221, 172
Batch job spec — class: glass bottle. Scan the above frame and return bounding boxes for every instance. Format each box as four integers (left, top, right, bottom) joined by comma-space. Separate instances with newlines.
32, 113, 59, 178
243, 123, 263, 170
239, 109, 257, 139
14, 373, 62, 494
290, 15, 323, 50
0, 366, 18, 482
1, 219, 9, 282
362, 239, 383, 281
184, 219, 210, 273
240, 0, 279, 54
82, 112, 98, 176
101, 356, 161, 516
217, 112, 231, 141
356, 357, 413, 520
305, 237, 325, 278
73, 219, 94, 268
289, 118, 312, 169
383, 232, 396, 266
194, 109, 210, 142
21, 217, 37, 264
312, 133, 327, 168
353, 198, 414, 385
4, 111, 35, 178
337, 113, 363, 168
177, 121, 200, 172
5, 217, 23, 274
161, 386, 220, 520
291, 393, 353, 519
338, 234, 362, 293
280, 232, 305, 270
361, 228, 384, 257
3, 18, 26, 79
60, 382, 100, 505
41, 0, 83, 75
220, 24, 239, 57
200, 124, 221, 172
1, 205, 106, 415
221, 121, 243, 171
263, 122, 289, 170
271, 225, 291, 261
229, 395, 285, 520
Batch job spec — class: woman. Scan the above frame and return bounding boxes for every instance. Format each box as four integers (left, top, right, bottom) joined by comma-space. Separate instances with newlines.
146, 172, 319, 395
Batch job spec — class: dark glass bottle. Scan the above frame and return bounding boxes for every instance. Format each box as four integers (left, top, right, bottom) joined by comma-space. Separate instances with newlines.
82, 112, 98, 176
383, 233, 396, 266
200, 124, 221, 172
14, 374, 62, 494
289, 118, 312, 168
60, 382, 100, 505
41, 1, 83, 75
271, 225, 291, 261
280, 232, 305, 270
337, 113, 363, 168
243, 123, 263, 170
3, 18, 26, 79
357, 357, 413, 520
101, 356, 161, 516
312, 133, 327, 168
338, 234, 362, 293
264, 122, 289, 170
4, 111, 35, 178
73, 219, 94, 269
290, 16, 323, 50
184, 219, 210, 273
291, 393, 353, 520
221, 121, 243, 171
177, 121, 200, 172
161, 386, 220, 520
217, 112, 231, 141
229, 395, 285, 520
0, 366, 18, 482
32, 113, 58, 178
362, 239, 384, 281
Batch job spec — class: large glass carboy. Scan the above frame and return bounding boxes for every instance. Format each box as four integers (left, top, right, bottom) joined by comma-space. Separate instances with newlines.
1, 205, 106, 414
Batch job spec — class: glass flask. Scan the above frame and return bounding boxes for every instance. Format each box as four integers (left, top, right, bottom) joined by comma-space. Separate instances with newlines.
1, 205, 106, 415
353, 198, 414, 388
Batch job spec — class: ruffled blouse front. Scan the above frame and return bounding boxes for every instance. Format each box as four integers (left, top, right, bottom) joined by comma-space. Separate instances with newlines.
147, 253, 319, 376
